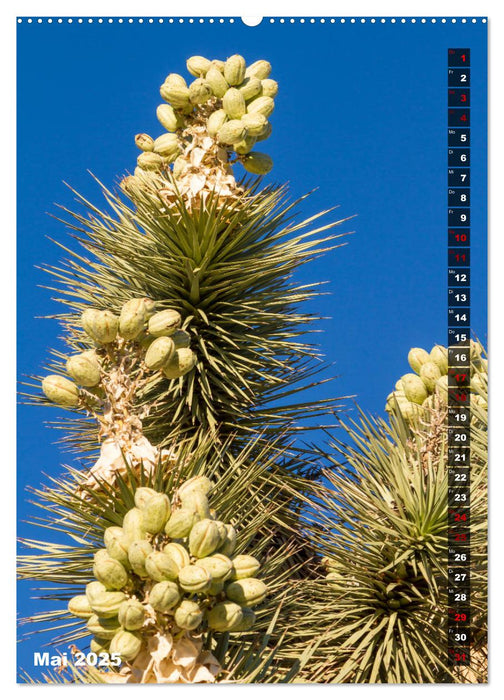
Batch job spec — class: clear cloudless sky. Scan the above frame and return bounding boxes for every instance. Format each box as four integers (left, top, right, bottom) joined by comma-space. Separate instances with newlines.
17, 16, 487, 678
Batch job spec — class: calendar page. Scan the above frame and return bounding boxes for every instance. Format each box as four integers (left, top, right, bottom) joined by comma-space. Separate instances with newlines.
16, 14, 487, 684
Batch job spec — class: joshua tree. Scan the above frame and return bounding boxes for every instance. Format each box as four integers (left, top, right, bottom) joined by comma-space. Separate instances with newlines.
18, 53, 348, 683
17, 53, 487, 685
283, 342, 487, 683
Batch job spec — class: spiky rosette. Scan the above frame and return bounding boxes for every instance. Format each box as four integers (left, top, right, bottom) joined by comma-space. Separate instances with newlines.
25, 179, 347, 458
280, 389, 487, 683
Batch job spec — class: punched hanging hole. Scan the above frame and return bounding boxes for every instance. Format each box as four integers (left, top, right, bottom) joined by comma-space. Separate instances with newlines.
241, 16, 263, 27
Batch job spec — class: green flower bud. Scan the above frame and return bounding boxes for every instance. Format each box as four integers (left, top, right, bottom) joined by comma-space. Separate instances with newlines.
430, 345, 448, 375
240, 112, 268, 137
199, 554, 233, 582
68, 595, 93, 619
89, 590, 127, 619
162, 348, 197, 379
93, 557, 128, 591
178, 475, 213, 499
239, 77, 262, 102
137, 151, 164, 171
66, 353, 101, 388
230, 607, 256, 631
135, 133, 154, 151
156, 104, 185, 132
206, 579, 224, 596
122, 508, 147, 543
222, 87, 246, 119
163, 73, 187, 89
94, 548, 109, 563
246, 95, 275, 118
118, 599, 145, 631
142, 493, 171, 534
178, 564, 211, 592
87, 614, 121, 640
224, 55, 246, 86
213, 521, 228, 548
148, 309, 182, 337
85, 581, 107, 604
217, 119, 248, 145
145, 551, 179, 582
420, 361, 442, 393
206, 66, 229, 98
218, 524, 237, 556
245, 60, 272, 80
422, 395, 435, 412
230, 555, 260, 580
435, 374, 449, 398
233, 135, 256, 155
189, 519, 221, 558
243, 152, 273, 175
149, 580, 181, 612
118, 298, 150, 340
407, 347, 430, 374
104, 527, 131, 568
226, 578, 267, 606
206, 601, 243, 632
189, 78, 213, 105
186, 55, 211, 77
42, 375, 79, 407
207, 109, 228, 137
133, 487, 158, 509
171, 329, 191, 349
256, 121, 272, 142
81, 308, 99, 338
179, 491, 210, 520
109, 629, 142, 662
385, 390, 407, 413
90, 310, 119, 344
210, 60, 225, 72
127, 540, 153, 578
174, 600, 203, 630
90, 637, 110, 653
399, 400, 422, 422
401, 373, 429, 405
160, 83, 190, 109
260, 79, 278, 98
164, 508, 200, 538
163, 542, 191, 570
145, 336, 175, 370
153, 133, 181, 159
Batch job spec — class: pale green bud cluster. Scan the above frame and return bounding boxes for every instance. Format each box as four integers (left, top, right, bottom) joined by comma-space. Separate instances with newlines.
67, 478, 267, 665
41, 299, 197, 407
385, 341, 487, 423
133, 54, 276, 180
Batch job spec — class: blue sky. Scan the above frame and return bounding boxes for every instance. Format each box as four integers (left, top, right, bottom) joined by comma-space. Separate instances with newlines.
17, 17, 487, 678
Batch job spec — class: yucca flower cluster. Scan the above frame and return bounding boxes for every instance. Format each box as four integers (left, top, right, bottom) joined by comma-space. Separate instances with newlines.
385, 340, 487, 422
66, 477, 266, 682
123, 54, 277, 209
